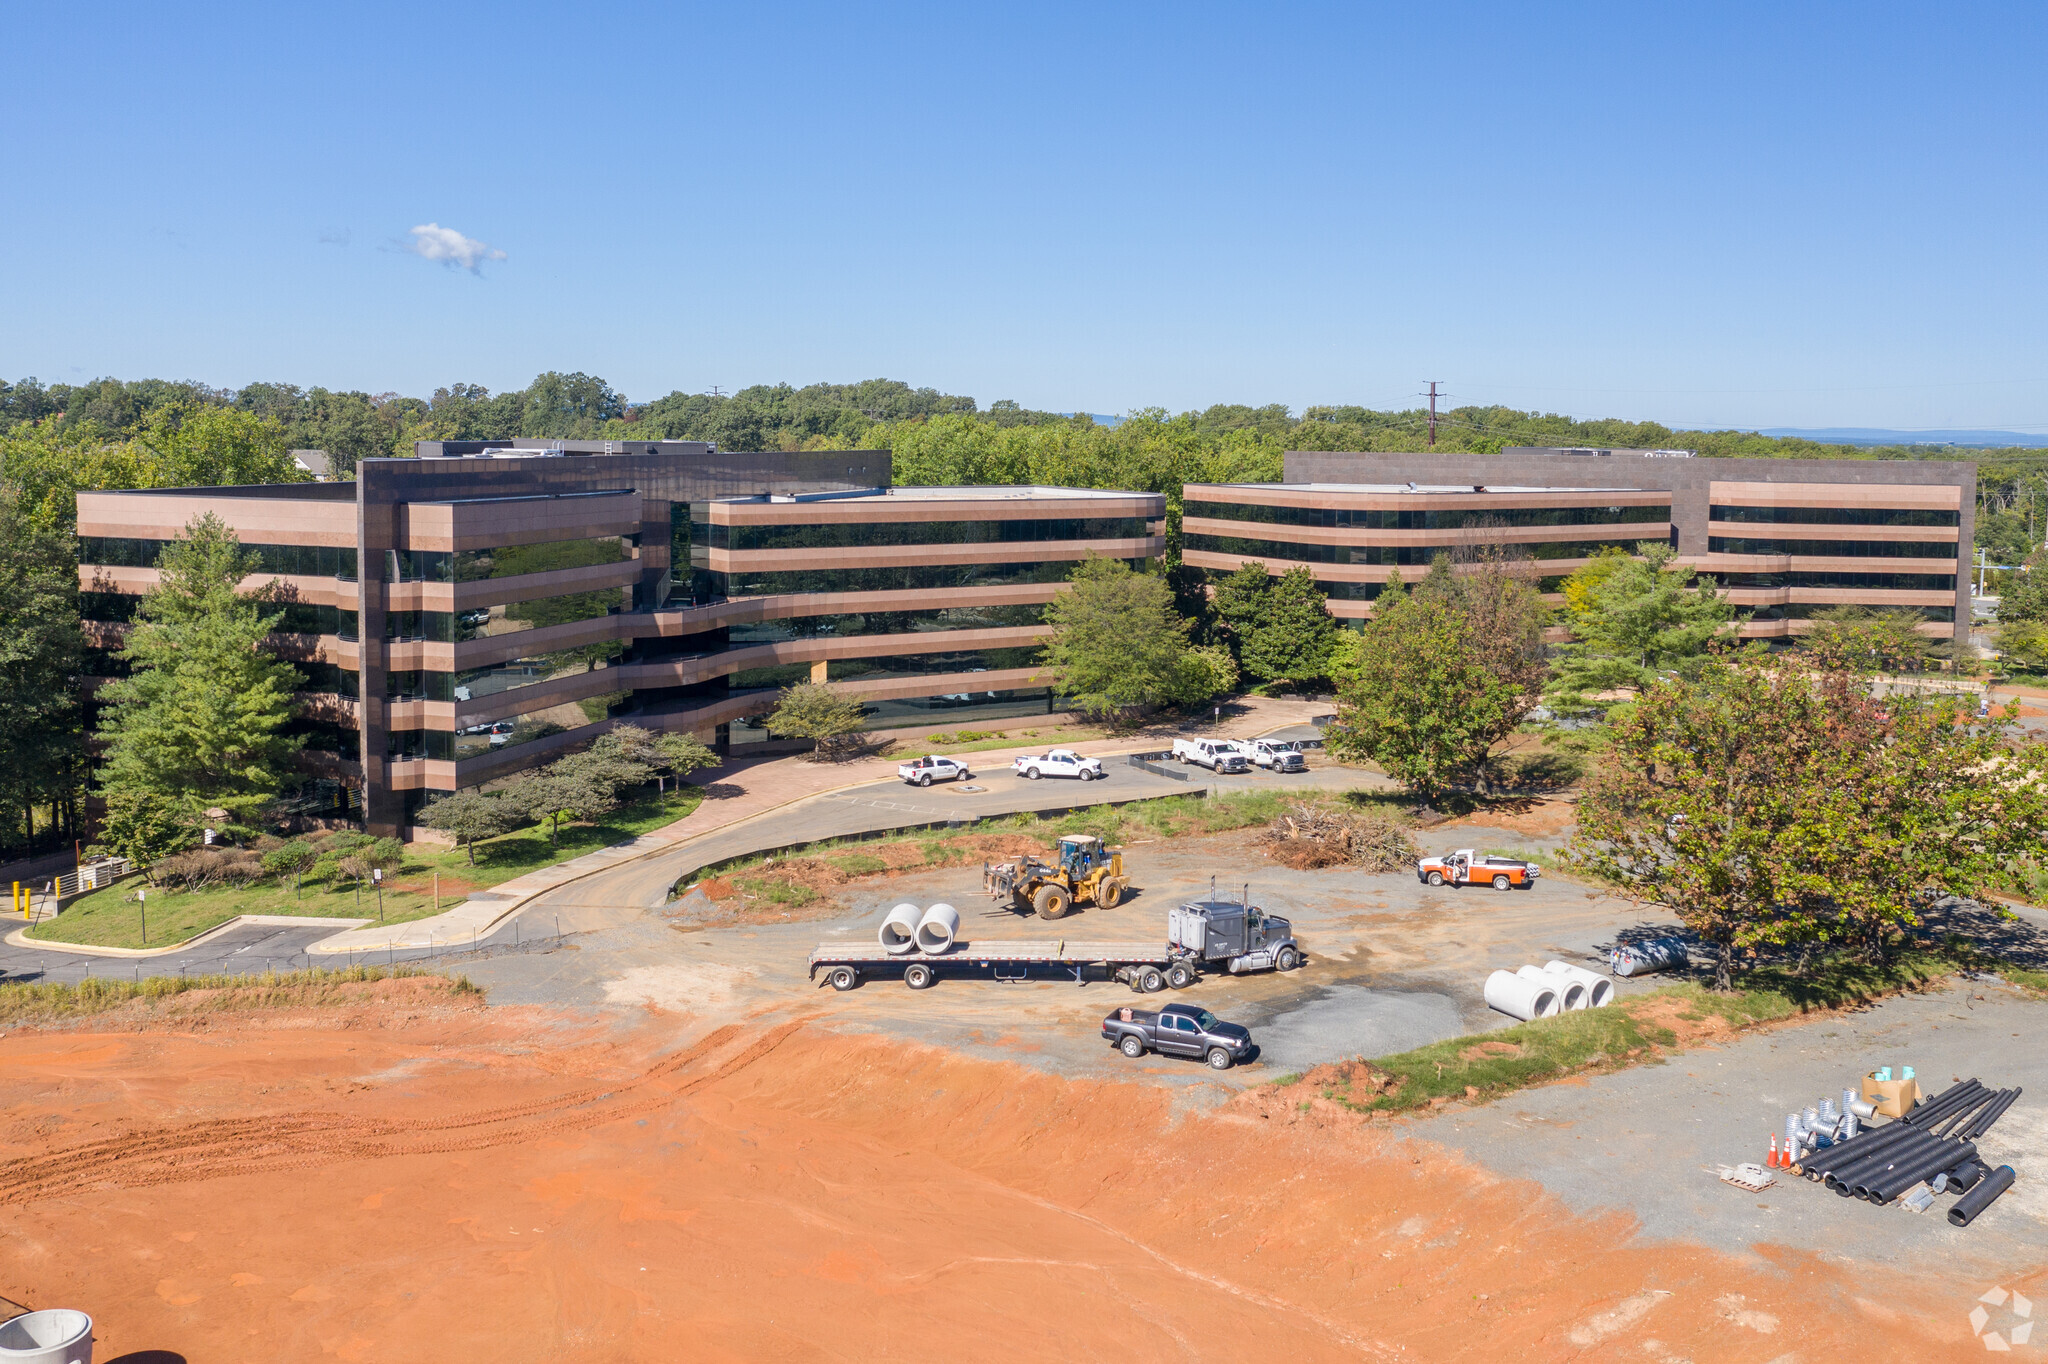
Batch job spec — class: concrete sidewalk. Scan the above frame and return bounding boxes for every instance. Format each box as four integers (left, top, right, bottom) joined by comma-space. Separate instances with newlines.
306, 694, 1341, 954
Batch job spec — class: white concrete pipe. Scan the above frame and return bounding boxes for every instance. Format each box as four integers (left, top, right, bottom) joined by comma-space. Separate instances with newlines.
0, 1309, 93, 1364
1513, 966, 1567, 1016
879, 903, 922, 954
1542, 960, 1615, 1008
1485, 969, 1559, 1022
914, 903, 960, 954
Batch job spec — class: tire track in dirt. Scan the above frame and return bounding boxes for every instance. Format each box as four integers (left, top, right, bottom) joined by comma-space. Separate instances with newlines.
0, 1020, 806, 1206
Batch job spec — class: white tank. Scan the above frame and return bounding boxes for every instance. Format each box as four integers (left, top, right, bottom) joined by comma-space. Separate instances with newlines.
878, 903, 922, 954
0, 1310, 93, 1364
914, 903, 960, 954
1485, 969, 1558, 1022
1541, 960, 1615, 1008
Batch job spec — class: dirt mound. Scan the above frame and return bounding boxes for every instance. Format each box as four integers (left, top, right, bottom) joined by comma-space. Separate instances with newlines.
0, 1014, 2003, 1361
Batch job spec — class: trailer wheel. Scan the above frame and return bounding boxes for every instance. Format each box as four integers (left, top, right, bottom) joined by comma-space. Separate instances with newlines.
1033, 885, 1072, 919
1493, 874, 1511, 891
1166, 962, 1196, 989
827, 966, 858, 992
1206, 1047, 1235, 1071
1140, 966, 1166, 993
1275, 946, 1301, 972
904, 963, 935, 990
1427, 871, 1445, 887
1119, 1034, 1146, 1058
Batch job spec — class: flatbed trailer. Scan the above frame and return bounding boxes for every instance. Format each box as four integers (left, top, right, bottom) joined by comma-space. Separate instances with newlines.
807, 938, 1180, 992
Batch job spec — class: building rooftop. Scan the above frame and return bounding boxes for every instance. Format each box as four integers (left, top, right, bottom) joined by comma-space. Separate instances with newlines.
1193, 482, 1662, 496
714, 485, 1154, 504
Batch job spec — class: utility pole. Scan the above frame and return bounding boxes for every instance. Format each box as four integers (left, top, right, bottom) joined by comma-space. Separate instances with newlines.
1424, 381, 1443, 447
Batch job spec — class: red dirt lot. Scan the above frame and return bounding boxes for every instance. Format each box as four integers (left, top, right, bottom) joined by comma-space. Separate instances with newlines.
0, 997, 2019, 1361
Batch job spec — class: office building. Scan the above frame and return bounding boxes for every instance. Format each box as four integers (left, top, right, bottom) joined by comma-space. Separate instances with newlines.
76, 440, 1164, 833
1185, 448, 1973, 646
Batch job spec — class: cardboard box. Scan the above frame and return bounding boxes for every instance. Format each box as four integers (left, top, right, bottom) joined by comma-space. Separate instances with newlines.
1861, 1071, 1922, 1119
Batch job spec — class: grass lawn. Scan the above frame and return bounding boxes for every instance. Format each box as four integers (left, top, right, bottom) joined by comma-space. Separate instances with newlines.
28, 786, 704, 951
886, 721, 1110, 760
0, 965, 477, 1025
691, 786, 1393, 904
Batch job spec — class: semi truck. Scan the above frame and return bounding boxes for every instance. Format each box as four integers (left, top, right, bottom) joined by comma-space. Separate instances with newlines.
807, 892, 1302, 992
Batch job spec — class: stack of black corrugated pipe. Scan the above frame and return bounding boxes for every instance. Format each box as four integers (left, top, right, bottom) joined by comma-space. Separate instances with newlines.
1791, 1079, 2022, 1222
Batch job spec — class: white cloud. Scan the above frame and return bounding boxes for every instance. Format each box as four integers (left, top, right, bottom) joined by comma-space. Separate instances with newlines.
403, 222, 506, 273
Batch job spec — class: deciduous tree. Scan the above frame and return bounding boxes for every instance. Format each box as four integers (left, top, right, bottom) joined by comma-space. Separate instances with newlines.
416, 791, 523, 865
764, 683, 870, 760
1800, 605, 1931, 676
1325, 594, 1528, 801
1566, 654, 2048, 987
1998, 551, 2048, 625
1038, 557, 1195, 718
92, 789, 191, 875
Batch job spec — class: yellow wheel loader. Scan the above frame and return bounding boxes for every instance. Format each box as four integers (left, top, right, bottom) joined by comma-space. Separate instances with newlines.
982, 834, 1131, 920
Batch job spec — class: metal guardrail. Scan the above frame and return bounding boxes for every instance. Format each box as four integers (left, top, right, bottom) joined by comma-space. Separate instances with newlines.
51, 858, 133, 898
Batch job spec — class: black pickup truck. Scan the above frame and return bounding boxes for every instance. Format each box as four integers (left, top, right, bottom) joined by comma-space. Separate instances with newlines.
1101, 1002, 1255, 1070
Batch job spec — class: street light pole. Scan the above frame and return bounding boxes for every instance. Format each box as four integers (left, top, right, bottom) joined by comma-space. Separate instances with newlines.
138, 886, 147, 945
372, 867, 384, 922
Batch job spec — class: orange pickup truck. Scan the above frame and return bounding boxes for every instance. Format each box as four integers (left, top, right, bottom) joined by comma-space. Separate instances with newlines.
1416, 849, 1539, 890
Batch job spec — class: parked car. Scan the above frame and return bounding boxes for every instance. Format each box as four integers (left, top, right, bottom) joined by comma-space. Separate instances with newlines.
898, 754, 973, 786
1242, 738, 1308, 772
1013, 749, 1106, 781
1416, 849, 1539, 890
1101, 1002, 1255, 1069
1171, 738, 1249, 772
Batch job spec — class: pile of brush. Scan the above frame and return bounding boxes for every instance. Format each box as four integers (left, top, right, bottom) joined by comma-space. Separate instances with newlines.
1259, 803, 1417, 872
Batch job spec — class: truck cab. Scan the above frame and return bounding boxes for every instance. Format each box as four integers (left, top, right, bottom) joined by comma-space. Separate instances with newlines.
1168, 898, 1302, 975
1172, 738, 1250, 772
1243, 738, 1308, 772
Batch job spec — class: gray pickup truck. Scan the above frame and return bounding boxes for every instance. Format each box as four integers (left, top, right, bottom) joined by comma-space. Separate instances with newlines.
1101, 1002, 1255, 1069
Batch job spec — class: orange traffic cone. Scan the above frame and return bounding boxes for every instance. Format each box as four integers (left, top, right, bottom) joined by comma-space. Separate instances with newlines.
1766, 1134, 1780, 1168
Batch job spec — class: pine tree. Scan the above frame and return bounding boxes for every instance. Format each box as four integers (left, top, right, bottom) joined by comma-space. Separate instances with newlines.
94, 513, 305, 821
0, 487, 86, 851
1546, 546, 1740, 715
1207, 561, 1272, 663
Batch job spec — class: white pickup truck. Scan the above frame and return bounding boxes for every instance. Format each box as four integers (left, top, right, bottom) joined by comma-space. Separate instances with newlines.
1242, 738, 1308, 772
1013, 749, 1107, 781
897, 755, 973, 786
1171, 738, 1250, 772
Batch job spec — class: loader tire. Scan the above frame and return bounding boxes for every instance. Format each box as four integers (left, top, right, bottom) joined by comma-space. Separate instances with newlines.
1034, 885, 1073, 920
1097, 877, 1124, 909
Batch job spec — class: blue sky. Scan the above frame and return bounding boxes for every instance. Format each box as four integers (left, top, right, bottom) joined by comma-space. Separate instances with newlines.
4, 1, 2045, 431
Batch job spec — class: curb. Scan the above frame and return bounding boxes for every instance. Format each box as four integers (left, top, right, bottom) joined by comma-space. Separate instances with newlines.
307, 719, 1342, 953
8, 913, 373, 960
4, 712, 1336, 961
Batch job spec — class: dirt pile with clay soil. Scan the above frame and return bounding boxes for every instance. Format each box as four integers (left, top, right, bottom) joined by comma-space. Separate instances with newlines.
0, 1008, 2020, 1361
676, 833, 1054, 923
